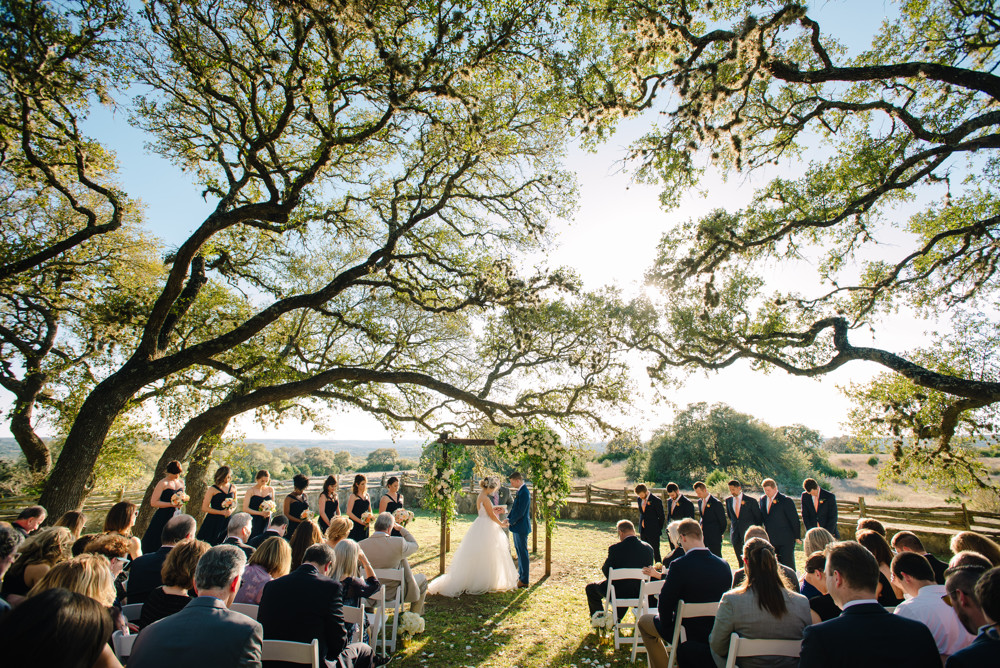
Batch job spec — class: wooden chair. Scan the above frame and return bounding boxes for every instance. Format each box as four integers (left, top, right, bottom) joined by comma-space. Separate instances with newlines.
111, 630, 137, 662
665, 600, 720, 668
120, 603, 143, 622
369, 568, 404, 653
724, 632, 801, 668
605, 567, 650, 651
631, 578, 665, 663
261, 638, 320, 667
230, 602, 259, 619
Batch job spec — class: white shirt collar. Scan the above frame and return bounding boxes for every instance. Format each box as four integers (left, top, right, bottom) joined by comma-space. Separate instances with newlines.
841, 598, 879, 609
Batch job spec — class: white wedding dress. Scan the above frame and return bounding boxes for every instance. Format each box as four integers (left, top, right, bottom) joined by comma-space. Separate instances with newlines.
427, 499, 519, 596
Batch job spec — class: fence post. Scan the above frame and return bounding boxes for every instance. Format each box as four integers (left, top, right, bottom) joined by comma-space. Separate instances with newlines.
623, 487, 630, 505
961, 502, 972, 530
586, 484, 592, 504
858, 496, 867, 518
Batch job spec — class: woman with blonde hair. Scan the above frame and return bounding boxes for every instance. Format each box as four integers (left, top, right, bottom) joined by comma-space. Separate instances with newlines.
138, 538, 209, 629
28, 553, 117, 607
950, 530, 1000, 566
332, 539, 380, 642
325, 516, 353, 548
236, 536, 292, 604
803, 526, 835, 556
289, 520, 324, 570
84, 534, 131, 603
104, 501, 142, 559
0, 526, 73, 605
53, 510, 88, 540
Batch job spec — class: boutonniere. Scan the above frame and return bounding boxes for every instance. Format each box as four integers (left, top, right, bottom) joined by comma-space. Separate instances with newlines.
819, 500, 825, 504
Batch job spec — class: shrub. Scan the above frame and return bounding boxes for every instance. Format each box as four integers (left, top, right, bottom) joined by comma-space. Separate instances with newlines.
868, 455, 880, 467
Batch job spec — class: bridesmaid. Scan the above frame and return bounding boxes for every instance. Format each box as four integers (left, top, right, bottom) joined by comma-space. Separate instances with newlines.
141, 460, 185, 554
196, 466, 236, 546
317, 475, 340, 535
243, 469, 275, 539
378, 476, 404, 537
104, 501, 142, 560
346, 474, 371, 542
283, 474, 310, 538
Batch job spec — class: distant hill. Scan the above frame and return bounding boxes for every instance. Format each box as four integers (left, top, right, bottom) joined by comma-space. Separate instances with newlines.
247, 438, 427, 459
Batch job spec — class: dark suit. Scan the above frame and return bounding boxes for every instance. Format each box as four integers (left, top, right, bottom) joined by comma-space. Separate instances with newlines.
666, 494, 695, 549
800, 602, 940, 668
801, 488, 839, 538
128, 596, 263, 668
248, 529, 282, 549
697, 494, 727, 558
726, 494, 763, 567
924, 552, 949, 585
760, 492, 800, 569
655, 548, 732, 668
257, 563, 374, 668
637, 494, 665, 562
946, 628, 1000, 667
223, 536, 256, 560
127, 545, 172, 604
585, 535, 655, 616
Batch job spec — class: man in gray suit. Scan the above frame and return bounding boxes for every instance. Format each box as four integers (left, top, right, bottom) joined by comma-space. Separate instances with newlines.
359, 512, 427, 614
129, 544, 263, 668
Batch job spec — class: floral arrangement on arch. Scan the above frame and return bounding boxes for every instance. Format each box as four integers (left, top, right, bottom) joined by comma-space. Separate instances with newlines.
422, 441, 466, 524
496, 425, 572, 534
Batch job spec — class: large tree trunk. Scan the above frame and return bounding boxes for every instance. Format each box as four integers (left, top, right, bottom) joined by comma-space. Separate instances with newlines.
184, 424, 229, 526
10, 391, 51, 475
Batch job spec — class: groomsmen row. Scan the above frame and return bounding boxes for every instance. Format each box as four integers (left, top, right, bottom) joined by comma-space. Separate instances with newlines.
635, 478, 839, 569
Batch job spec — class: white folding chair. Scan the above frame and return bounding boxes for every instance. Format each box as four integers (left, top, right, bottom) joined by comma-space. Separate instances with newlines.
370, 568, 404, 653
665, 600, 720, 668
261, 638, 320, 667
631, 578, 665, 663
230, 602, 259, 619
365, 584, 389, 653
605, 567, 650, 651
724, 632, 801, 668
120, 603, 143, 622
111, 630, 137, 662
342, 604, 364, 644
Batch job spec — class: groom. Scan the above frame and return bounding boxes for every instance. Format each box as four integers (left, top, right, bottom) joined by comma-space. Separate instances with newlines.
508, 471, 531, 588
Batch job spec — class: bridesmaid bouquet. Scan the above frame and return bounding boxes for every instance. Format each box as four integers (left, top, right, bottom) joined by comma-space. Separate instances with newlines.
393, 508, 415, 526
360, 511, 375, 526
171, 492, 189, 507
221, 498, 235, 510
300, 509, 314, 521
259, 500, 277, 514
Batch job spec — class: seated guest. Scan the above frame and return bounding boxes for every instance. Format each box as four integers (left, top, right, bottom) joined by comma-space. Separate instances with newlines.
643, 521, 684, 580
223, 512, 256, 559
127, 514, 196, 604
11, 505, 46, 539
800, 550, 824, 599
326, 516, 353, 549
856, 529, 903, 607
128, 545, 262, 668
0, 587, 123, 668
248, 514, 287, 549
0, 522, 24, 613
945, 564, 1000, 667
951, 531, 1000, 567
235, 536, 291, 605
28, 553, 126, 633
332, 539, 380, 643
637, 518, 732, 668
73, 533, 99, 556
950, 550, 994, 570
138, 539, 209, 629
732, 526, 797, 588
892, 530, 948, 584
799, 541, 939, 667
84, 534, 131, 604
258, 542, 386, 667
584, 519, 654, 618
360, 512, 427, 615
710, 538, 811, 668
53, 510, 88, 540
803, 527, 835, 559
289, 519, 324, 570
802, 551, 840, 623
104, 501, 143, 560
856, 517, 886, 537
0, 526, 73, 606
891, 552, 974, 660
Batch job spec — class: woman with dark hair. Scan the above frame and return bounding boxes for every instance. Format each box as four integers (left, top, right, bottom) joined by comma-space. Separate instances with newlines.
379, 476, 404, 537
856, 528, 903, 606
317, 475, 340, 534
138, 538, 209, 629
104, 501, 142, 559
142, 460, 186, 554
0, 587, 122, 667
346, 474, 371, 542
709, 537, 811, 668
243, 469, 275, 539
288, 520, 323, 571
53, 511, 88, 540
0, 527, 73, 606
196, 466, 236, 546
284, 473, 311, 538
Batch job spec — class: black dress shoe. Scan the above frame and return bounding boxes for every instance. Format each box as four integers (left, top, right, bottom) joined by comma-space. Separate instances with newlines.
373, 653, 393, 666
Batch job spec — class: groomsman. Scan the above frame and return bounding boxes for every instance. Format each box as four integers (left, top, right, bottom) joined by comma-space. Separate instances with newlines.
665, 483, 695, 550
635, 484, 666, 563
725, 479, 762, 568
693, 481, 727, 558
759, 478, 801, 570
801, 478, 840, 538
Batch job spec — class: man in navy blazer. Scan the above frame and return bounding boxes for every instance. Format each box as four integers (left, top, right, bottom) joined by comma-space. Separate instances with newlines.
637, 519, 732, 668
635, 483, 666, 562
508, 472, 532, 587
257, 543, 379, 668
801, 478, 840, 538
126, 514, 196, 604
585, 519, 654, 617
725, 479, 762, 568
800, 541, 939, 668
944, 562, 1000, 667
693, 481, 727, 558
759, 478, 800, 569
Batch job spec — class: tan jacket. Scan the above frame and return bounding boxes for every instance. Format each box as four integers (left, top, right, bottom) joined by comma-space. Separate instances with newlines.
358, 527, 420, 603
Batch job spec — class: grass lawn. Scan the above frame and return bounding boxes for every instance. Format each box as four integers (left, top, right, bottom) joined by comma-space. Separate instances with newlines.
389, 509, 808, 667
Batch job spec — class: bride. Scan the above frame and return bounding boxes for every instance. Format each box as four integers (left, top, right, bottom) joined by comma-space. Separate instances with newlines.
427, 476, 519, 596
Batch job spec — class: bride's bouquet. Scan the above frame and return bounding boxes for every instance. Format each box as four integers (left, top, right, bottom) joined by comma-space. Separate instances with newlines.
398, 611, 424, 638
590, 610, 614, 642
259, 499, 277, 514
171, 491, 190, 507
393, 508, 415, 526
360, 510, 375, 526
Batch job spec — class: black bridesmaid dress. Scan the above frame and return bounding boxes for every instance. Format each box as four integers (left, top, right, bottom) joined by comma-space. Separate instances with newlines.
383, 492, 403, 537
248, 492, 272, 538
196, 485, 233, 546
347, 495, 371, 542
318, 493, 339, 534
286, 493, 309, 539
142, 486, 183, 554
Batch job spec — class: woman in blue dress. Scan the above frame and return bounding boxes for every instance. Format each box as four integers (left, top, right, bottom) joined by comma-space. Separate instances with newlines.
196, 466, 236, 545
141, 460, 186, 554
